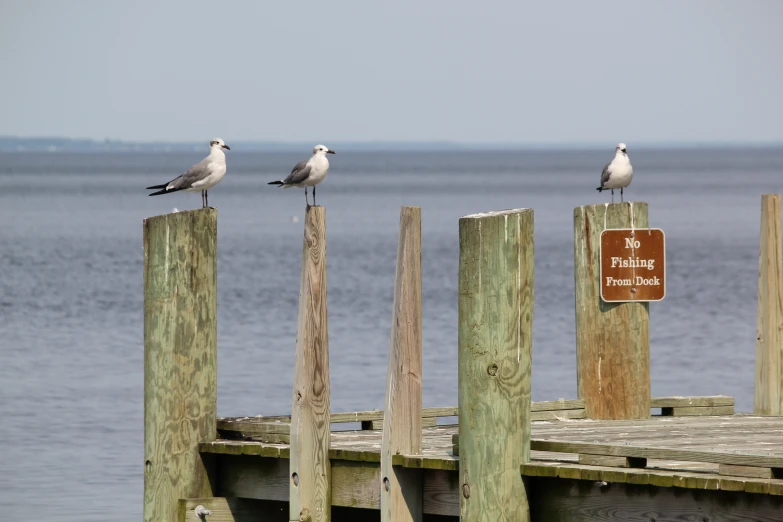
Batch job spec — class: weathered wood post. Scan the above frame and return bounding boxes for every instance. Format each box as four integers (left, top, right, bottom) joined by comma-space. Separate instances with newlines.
381, 207, 423, 522
143, 209, 218, 522
574, 202, 650, 420
458, 209, 533, 521
755, 194, 783, 415
290, 205, 331, 522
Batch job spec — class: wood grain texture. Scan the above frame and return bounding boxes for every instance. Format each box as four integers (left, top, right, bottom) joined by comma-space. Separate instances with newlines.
178, 497, 288, 522
574, 202, 651, 420
578, 455, 647, 468
756, 194, 783, 415
528, 477, 783, 522
458, 209, 533, 521
381, 207, 423, 522
719, 464, 782, 479
290, 205, 331, 522
661, 405, 734, 416
143, 209, 217, 522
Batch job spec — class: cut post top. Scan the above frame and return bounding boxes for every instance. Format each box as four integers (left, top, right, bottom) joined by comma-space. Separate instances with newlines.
461, 207, 532, 220
143, 207, 216, 224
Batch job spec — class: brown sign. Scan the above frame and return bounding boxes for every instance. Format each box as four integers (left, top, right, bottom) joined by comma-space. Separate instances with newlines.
600, 228, 666, 302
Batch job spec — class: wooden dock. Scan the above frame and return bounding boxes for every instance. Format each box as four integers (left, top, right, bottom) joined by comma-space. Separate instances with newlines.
143, 199, 783, 521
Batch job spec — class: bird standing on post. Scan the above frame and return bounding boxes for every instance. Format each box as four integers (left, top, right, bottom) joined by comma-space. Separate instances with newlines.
146, 138, 230, 208
596, 143, 633, 203
268, 144, 335, 207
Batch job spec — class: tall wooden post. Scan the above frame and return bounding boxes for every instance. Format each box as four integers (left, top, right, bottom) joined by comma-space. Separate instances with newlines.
143, 209, 218, 522
290, 205, 331, 522
381, 207, 423, 522
755, 194, 783, 415
574, 202, 650, 420
458, 209, 533, 521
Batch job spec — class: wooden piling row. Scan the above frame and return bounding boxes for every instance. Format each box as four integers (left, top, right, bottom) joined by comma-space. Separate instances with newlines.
143, 196, 783, 521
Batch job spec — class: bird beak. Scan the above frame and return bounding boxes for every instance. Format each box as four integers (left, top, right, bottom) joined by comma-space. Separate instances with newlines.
222, 144, 231, 150
327, 149, 336, 154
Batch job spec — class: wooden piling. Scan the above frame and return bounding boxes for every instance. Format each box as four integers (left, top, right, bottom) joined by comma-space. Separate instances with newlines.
143, 209, 218, 522
574, 202, 650, 420
755, 194, 783, 415
458, 208, 533, 521
290, 205, 331, 522
381, 207, 423, 522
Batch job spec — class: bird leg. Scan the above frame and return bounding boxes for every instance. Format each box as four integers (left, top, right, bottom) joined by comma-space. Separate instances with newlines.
620, 187, 624, 203
611, 189, 615, 203
201, 190, 206, 208
305, 187, 311, 208
313, 185, 317, 206
205, 190, 209, 208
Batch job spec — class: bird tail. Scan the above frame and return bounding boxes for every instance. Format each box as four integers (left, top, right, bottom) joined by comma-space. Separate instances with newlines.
267, 180, 285, 186
148, 187, 183, 197
596, 186, 604, 192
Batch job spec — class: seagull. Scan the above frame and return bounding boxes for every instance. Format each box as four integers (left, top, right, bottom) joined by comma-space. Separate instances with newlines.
596, 143, 633, 203
146, 138, 230, 208
268, 144, 335, 207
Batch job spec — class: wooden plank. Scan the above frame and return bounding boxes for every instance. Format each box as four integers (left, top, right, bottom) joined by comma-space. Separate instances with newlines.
331, 461, 381, 509
578, 454, 647, 468
143, 209, 217, 522
458, 208, 533, 520
381, 206, 423, 522
422, 469, 459, 517
719, 464, 783, 479
530, 399, 585, 411
574, 202, 651, 420
528, 477, 783, 521
756, 194, 783, 415
369, 417, 436, 431
530, 439, 783, 468
290, 205, 331, 522
651, 395, 734, 408
530, 409, 586, 421
661, 405, 735, 416
178, 498, 287, 522
219, 456, 289, 501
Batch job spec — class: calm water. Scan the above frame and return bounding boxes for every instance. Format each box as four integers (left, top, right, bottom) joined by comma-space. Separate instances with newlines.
1, 147, 782, 520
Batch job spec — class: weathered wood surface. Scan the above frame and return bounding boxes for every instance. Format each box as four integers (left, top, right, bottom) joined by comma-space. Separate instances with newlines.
756, 194, 783, 415
143, 209, 217, 522
290, 205, 331, 522
202, 417, 783, 497
574, 202, 651, 420
528, 477, 783, 522
719, 463, 783, 479
650, 395, 733, 408
178, 497, 288, 522
661, 405, 734, 416
381, 207, 423, 522
578, 455, 647, 468
458, 209, 533, 520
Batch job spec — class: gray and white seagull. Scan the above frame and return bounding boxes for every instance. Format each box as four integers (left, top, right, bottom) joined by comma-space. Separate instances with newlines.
146, 138, 230, 208
596, 143, 633, 203
268, 144, 335, 207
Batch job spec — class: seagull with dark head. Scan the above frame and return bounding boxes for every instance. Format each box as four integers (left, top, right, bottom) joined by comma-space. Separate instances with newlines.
268, 144, 335, 207
146, 138, 230, 208
596, 143, 633, 203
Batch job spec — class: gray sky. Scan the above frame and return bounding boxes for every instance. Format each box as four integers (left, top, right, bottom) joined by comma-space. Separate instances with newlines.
1, 0, 781, 144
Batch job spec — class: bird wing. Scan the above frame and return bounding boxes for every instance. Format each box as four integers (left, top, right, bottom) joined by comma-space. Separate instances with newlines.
599, 162, 612, 187
283, 159, 312, 185
168, 156, 212, 190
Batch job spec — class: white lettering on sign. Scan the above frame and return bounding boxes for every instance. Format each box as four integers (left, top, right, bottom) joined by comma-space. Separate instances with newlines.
624, 238, 641, 249
610, 256, 655, 270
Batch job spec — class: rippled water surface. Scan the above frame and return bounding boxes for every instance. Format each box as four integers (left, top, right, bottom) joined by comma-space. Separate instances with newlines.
1, 147, 782, 520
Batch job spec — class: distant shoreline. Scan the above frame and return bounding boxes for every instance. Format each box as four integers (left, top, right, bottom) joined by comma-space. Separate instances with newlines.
1, 136, 782, 153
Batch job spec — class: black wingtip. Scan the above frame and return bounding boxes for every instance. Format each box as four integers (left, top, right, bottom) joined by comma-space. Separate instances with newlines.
267, 180, 284, 186
148, 189, 167, 196
596, 187, 603, 192
146, 183, 168, 190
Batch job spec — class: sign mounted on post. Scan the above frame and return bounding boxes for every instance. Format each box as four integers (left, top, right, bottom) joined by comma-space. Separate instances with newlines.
600, 228, 666, 302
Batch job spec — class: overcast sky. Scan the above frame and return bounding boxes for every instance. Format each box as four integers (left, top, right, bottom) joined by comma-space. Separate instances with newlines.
1, 1, 781, 144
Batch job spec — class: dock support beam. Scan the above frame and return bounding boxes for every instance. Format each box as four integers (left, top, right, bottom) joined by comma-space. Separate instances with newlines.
381, 207, 423, 522
755, 194, 783, 415
574, 202, 650, 420
458, 209, 533, 521
290, 205, 331, 522
143, 209, 218, 522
